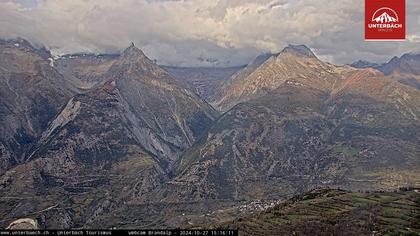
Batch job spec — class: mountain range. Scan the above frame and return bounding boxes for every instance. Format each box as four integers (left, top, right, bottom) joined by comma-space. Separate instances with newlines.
0, 38, 419, 232
351, 53, 420, 89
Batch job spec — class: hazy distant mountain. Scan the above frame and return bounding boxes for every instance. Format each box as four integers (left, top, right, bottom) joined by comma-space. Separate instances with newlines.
163, 66, 243, 102
54, 53, 119, 90
351, 52, 420, 89
350, 60, 381, 69
377, 53, 420, 76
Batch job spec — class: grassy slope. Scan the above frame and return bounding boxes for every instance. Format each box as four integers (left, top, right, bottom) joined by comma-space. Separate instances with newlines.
215, 189, 420, 236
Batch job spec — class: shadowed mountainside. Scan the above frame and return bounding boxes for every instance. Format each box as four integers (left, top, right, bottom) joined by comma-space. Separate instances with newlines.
0, 38, 74, 174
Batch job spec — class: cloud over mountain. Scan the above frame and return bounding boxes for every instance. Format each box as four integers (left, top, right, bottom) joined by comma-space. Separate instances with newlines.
1, 0, 419, 66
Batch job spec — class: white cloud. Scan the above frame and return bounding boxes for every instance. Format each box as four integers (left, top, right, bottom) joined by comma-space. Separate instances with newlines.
408, 35, 420, 43
0, 0, 419, 66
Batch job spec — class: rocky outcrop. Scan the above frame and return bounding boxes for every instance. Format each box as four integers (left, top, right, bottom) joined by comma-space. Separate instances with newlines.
6, 218, 39, 229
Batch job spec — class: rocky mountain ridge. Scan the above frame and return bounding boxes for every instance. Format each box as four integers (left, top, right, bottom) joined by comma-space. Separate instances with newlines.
351, 52, 420, 89
214, 45, 354, 111
0, 38, 419, 230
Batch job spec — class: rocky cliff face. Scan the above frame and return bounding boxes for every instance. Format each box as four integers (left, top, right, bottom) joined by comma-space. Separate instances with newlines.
0, 38, 73, 174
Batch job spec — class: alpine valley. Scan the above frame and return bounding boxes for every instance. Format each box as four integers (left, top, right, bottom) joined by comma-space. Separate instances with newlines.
0, 38, 419, 233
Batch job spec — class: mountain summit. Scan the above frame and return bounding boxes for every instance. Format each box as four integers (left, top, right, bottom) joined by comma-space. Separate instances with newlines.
110, 42, 164, 77
281, 44, 317, 58
214, 44, 329, 110
121, 42, 147, 59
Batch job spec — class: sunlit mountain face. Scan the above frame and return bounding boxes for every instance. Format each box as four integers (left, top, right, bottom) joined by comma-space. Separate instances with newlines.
0, 0, 420, 233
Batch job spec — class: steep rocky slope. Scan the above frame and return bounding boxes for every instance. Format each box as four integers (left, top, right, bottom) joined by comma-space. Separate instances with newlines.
214, 45, 347, 111
0, 38, 73, 174
211, 53, 273, 109
152, 46, 420, 203
0, 42, 218, 228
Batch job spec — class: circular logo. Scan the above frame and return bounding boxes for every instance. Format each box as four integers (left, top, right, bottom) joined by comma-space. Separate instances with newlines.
371, 7, 399, 23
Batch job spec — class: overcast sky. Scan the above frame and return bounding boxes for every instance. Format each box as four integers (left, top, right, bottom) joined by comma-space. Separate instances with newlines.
1, 0, 419, 67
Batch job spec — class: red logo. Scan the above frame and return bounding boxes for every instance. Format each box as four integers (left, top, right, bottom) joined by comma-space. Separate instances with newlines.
365, 0, 405, 40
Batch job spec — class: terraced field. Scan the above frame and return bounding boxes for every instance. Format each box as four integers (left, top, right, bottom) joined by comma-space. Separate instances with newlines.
216, 189, 420, 235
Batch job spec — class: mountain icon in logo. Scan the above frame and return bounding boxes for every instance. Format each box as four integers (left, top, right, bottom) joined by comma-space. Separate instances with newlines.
372, 7, 399, 23
373, 12, 397, 23
365, 0, 405, 40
